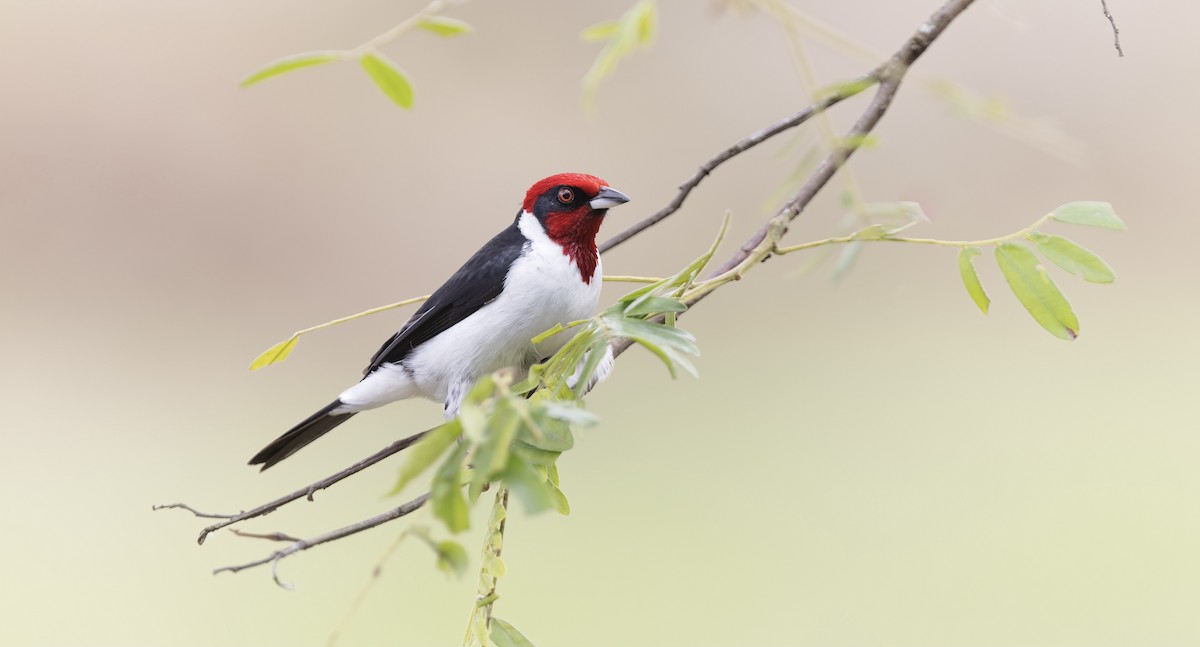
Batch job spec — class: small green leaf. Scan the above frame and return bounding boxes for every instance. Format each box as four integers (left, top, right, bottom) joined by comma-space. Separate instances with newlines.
634, 1, 658, 45
417, 16, 473, 37
581, 20, 621, 42
539, 401, 600, 428
624, 295, 688, 317
432, 448, 469, 532
249, 336, 298, 370
518, 415, 573, 452
387, 421, 460, 496
490, 618, 537, 647
550, 483, 570, 516
1051, 201, 1126, 230
863, 201, 928, 233
832, 240, 864, 281
502, 454, 555, 514
484, 554, 507, 578
1027, 232, 1116, 283
360, 51, 414, 108
957, 247, 990, 314
240, 51, 343, 88
850, 224, 888, 240
994, 242, 1079, 340
435, 540, 468, 577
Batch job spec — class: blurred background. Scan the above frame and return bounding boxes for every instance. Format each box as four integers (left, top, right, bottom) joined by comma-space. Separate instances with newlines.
2, 0, 1197, 645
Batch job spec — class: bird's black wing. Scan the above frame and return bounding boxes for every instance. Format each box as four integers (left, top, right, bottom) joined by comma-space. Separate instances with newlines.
363, 217, 528, 375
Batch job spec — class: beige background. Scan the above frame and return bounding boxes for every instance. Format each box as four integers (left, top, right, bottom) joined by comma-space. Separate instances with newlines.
2, 1, 1197, 645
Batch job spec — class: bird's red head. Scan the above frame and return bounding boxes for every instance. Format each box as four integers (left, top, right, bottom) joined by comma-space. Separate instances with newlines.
522, 173, 630, 284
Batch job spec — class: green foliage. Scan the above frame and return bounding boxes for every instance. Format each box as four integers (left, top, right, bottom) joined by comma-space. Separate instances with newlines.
957, 247, 990, 314
995, 242, 1079, 340
240, 51, 343, 88
387, 420, 462, 496
360, 52, 415, 108
1051, 201, 1126, 230
1027, 232, 1116, 283
581, 0, 658, 106
490, 618, 537, 647
434, 540, 469, 577
417, 16, 473, 37
249, 336, 298, 371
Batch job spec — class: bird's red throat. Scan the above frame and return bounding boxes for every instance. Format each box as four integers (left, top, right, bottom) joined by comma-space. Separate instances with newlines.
543, 208, 603, 284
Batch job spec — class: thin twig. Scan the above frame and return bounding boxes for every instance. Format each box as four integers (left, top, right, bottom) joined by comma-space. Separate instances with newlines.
214, 493, 432, 584
154, 428, 429, 545
230, 529, 303, 543
597, 76, 875, 254
1099, 0, 1124, 57
151, 503, 239, 519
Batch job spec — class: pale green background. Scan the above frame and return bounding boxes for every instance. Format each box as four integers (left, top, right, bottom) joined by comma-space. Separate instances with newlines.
2, 1, 1196, 645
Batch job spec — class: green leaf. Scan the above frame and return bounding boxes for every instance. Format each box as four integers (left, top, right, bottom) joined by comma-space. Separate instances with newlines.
831, 240, 864, 281
624, 295, 688, 317
360, 51, 414, 108
248, 336, 298, 370
435, 540, 468, 577
490, 618, 537, 647
550, 483, 570, 516
469, 400, 521, 495
484, 554, 507, 578
1051, 201, 1126, 230
604, 316, 700, 356
634, 0, 657, 45
581, 20, 621, 42
387, 421, 460, 496
994, 242, 1079, 340
863, 201, 928, 233
1027, 232, 1116, 284
539, 401, 600, 428
432, 448, 469, 532
240, 51, 343, 88
518, 414, 573, 452
417, 16, 473, 37
502, 454, 555, 514
957, 247, 990, 314
850, 224, 888, 240
512, 444, 561, 466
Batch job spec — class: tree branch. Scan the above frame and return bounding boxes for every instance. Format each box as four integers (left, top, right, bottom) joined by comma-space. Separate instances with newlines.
1099, 0, 1124, 57
156, 428, 429, 545
597, 76, 874, 254
214, 492, 431, 586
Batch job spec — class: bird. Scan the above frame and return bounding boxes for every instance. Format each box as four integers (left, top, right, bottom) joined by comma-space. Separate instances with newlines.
249, 173, 630, 470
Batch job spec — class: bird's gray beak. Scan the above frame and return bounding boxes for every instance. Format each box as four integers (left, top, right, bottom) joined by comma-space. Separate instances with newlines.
589, 186, 630, 210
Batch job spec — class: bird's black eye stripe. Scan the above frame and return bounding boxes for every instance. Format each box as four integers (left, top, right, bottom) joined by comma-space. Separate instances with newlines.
557, 187, 575, 204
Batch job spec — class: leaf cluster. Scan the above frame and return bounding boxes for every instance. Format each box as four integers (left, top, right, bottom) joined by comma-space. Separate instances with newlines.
239, 15, 472, 108
956, 202, 1124, 339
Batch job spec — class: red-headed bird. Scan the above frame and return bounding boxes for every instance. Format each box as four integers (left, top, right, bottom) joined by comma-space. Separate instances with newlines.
249, 173, 630, 470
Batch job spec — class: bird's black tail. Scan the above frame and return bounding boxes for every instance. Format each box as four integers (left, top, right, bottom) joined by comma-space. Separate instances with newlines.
249, 400, 357, 471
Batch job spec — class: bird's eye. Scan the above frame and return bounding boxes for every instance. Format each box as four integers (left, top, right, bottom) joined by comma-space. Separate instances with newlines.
557, 188, 575, 204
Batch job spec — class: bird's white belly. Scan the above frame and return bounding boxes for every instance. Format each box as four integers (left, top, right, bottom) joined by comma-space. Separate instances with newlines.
403, 213, 602, 409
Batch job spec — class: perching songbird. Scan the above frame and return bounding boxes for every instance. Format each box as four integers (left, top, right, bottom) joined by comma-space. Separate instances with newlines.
249, 173, 630, 470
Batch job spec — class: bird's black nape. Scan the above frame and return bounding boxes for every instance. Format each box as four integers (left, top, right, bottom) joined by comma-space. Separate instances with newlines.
249, 400, 356, 471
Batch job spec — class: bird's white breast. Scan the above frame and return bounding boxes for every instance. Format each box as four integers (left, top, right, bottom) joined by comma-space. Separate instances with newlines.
402, 212, 602, 408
